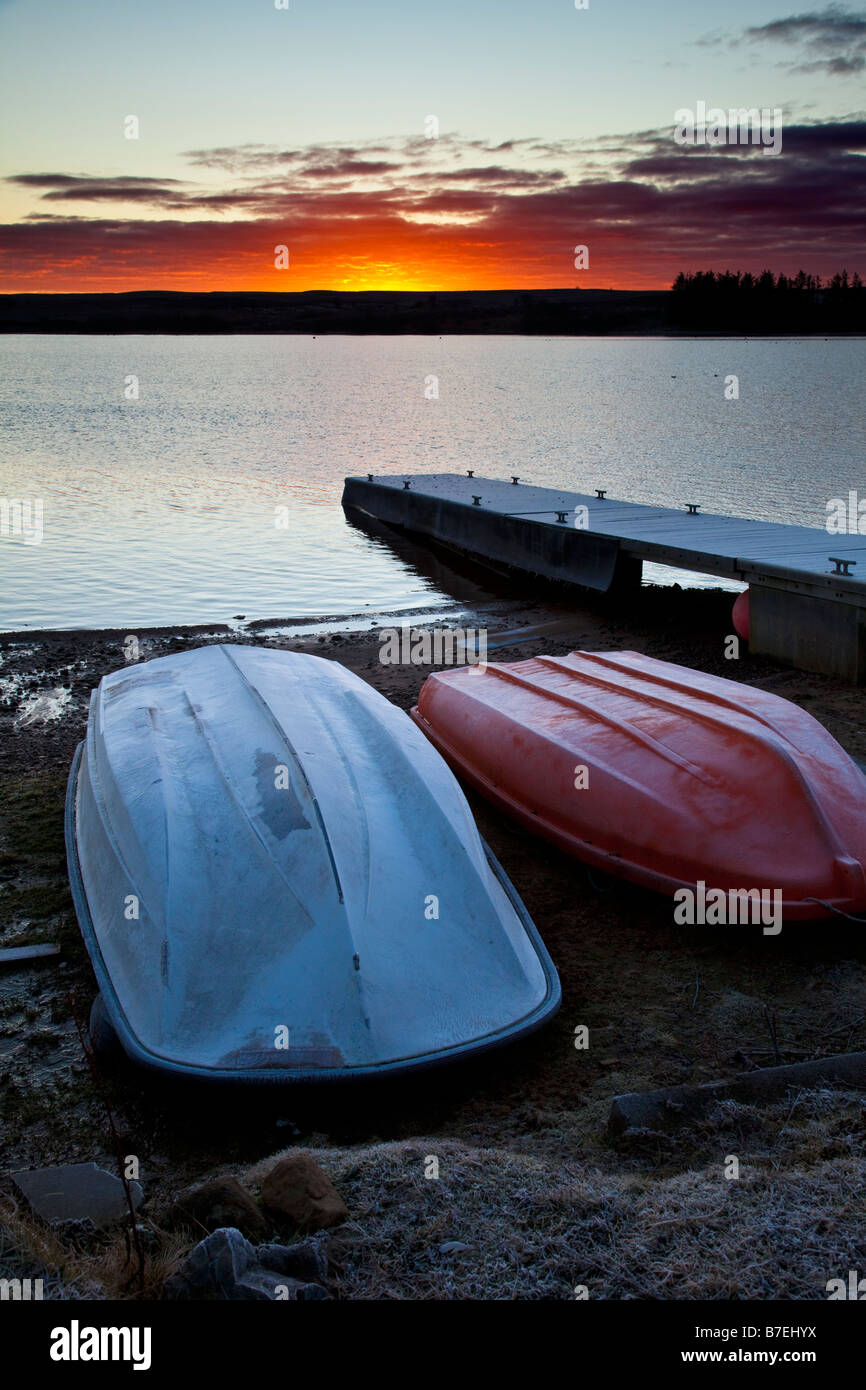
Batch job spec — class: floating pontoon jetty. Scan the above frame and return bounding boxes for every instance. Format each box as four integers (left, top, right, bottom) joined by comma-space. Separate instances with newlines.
342, 473, 866, 683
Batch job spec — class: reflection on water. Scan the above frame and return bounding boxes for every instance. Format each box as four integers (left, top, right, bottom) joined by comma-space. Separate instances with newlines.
0, 334, 861, 630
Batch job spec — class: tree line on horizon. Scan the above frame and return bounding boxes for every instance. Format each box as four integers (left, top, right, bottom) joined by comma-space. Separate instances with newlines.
669, 268, 865, 332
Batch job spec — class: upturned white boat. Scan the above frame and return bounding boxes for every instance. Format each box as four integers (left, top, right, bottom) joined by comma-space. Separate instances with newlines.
65, 645, 559, 1083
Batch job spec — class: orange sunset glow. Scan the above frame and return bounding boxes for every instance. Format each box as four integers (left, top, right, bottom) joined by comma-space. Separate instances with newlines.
3, 120, 865, 295
0, 203, 652, 294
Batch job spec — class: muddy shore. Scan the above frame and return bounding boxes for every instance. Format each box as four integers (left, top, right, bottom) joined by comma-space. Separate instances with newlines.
2, 583, 865, 1300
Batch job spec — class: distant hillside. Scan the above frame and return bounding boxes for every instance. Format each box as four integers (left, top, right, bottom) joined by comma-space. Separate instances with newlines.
0, 288, 669, 335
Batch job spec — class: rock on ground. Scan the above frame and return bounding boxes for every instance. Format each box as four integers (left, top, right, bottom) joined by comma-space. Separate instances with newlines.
260, 1154, 348, 1232
163, 1226, 329, 1301
170, 1176, 267, 1243
12, 1163, 143, 1228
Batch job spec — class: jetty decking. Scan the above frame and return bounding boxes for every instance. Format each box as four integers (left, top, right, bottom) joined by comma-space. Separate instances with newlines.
342, 473, 866, 683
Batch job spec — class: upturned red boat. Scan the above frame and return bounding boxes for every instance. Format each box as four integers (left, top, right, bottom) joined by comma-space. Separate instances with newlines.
410, 651, 866, 921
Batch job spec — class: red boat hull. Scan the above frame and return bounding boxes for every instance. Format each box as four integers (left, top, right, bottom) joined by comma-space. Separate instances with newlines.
410, 651, 866, 921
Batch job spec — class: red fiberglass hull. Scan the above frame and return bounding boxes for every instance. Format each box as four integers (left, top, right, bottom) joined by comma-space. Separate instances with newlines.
410, 651, 866, 921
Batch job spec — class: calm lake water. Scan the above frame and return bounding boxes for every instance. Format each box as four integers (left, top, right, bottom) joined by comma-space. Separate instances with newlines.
1, 335, 863, 631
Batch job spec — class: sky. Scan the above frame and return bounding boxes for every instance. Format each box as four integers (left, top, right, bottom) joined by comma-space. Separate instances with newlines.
0, 0, 863, 291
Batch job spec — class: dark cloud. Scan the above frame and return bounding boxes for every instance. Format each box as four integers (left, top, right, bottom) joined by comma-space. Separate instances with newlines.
7, 173, 188, 205
184, 142, 409, 174
625, 118, 866, 177
746, 5, 866, 42
40, 185, 186, 203
432, 166, 565, 186
181, 144, 289, 172
773, 117, 866, 146
8, 173, 185, 188
717, 6, 866, 75
8, 174, 96, 187
1, 121, 863, 289
299, 158, 401, 178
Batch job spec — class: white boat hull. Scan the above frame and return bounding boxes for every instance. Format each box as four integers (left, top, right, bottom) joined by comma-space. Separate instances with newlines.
65, 645, 559, 1082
